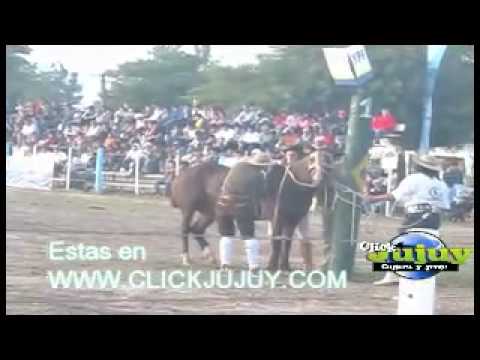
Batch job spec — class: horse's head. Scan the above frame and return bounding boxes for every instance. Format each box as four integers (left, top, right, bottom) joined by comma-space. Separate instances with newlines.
290, 148, 325, 188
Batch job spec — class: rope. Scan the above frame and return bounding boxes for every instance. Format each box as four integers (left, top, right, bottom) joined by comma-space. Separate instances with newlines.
285, 167, 319, 188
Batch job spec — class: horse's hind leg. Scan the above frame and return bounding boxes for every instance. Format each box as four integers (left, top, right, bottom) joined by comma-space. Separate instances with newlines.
181, 208, 195, 266
191, 212, 217, 265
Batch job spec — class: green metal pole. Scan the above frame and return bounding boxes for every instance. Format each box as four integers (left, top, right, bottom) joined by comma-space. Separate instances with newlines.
329, 88, 372, 278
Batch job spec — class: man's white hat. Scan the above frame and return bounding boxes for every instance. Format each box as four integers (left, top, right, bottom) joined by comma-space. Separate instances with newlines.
411, 154, 443, 172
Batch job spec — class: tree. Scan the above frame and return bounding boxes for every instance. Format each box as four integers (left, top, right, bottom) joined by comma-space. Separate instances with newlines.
189, 64, 262, 109
6, 46, 83, 108
36, 64, 83, 105
432, 45, 474, 146
104, 44, 473, 147
106, 46, 204, 108
194, 45, 211, 62
6, 45, 38, 109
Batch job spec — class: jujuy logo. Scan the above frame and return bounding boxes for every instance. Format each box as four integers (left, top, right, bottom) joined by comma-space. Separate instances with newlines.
360, 231, 473, 280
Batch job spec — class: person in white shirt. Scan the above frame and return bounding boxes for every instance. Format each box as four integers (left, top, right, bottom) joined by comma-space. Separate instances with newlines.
233, 109, 246, 126
286, 114, 299, 128
21, 117, 38, 146
21, 118, 37, 137
122, 144, 146, 174
241, 127, 260, 145
365, 154, 450, 285
214, 126, 227, 142
215, 124, 236, 143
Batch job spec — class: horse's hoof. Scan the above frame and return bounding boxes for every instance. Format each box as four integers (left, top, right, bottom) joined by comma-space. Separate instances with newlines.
181, 254, 192, 267
201, 247, 217, 265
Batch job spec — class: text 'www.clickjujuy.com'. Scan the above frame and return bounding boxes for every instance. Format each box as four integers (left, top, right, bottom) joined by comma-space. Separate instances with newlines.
47, 270, 347, 289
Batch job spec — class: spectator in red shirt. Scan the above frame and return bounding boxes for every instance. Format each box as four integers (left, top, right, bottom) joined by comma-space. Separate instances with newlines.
371, 109, 398, 140
298, 114, 312, 129
315, 129, 335, 149
272, 112, 287, 128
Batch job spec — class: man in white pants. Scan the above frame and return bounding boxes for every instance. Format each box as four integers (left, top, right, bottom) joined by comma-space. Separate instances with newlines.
217, 151, 272, 272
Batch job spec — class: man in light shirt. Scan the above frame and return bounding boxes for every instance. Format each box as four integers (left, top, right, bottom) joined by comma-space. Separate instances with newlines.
365, 154, 450, 285
21, 117, 38, 146
215, 124, 235, 143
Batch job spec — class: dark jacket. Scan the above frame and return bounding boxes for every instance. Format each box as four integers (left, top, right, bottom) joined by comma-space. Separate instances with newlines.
223, 162, 267, 201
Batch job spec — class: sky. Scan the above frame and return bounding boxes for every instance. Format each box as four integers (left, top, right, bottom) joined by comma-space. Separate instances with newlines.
27, 45, 274, 105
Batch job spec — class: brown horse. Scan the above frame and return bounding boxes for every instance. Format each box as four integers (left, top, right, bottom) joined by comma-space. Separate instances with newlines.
170, 150, 331, 269
264, 150, 326, 271
170, 161, 229, 265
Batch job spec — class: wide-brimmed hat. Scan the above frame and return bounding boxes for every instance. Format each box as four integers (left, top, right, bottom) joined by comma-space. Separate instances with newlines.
411, 154, 443, 172
248, 152, 272, 166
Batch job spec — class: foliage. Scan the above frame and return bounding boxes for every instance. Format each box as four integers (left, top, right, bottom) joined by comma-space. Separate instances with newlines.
7, 45, 473, 147
105, 46, 205, 109
6, 45, 83, 109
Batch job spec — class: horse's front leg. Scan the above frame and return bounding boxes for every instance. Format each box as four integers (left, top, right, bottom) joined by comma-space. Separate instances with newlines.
279, 224, 295, 272
191, 212, 217, 266
181, 209, 194, 266
267, 220, 282, 271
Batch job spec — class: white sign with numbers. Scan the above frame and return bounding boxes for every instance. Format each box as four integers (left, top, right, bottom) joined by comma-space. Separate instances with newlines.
323, 45, 373, 86
347, 45, 373, 79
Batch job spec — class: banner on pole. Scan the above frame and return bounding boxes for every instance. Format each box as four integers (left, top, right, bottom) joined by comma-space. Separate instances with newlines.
419, 45, 448, 152
323, 45, 373, 86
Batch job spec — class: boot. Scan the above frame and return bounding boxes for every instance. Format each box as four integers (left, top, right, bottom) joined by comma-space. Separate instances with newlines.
300, 242, 313, 272
219, 237, 234, 268
373, 272, 399, 286
245, 239, 261, 272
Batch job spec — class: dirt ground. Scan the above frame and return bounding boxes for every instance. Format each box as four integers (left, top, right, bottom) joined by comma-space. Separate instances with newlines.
6, 188, 475, 315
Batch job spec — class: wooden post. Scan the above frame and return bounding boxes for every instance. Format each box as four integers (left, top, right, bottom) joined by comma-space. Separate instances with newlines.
95, 147, 105, 193
65, 147, 72, 190
134, 156, 140, 196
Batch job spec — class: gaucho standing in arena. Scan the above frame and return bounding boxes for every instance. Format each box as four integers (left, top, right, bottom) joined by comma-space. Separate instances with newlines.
217, 151, 273, 272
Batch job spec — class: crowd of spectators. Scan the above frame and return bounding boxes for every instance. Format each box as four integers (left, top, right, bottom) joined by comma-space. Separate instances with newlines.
6, 100, 350, 176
